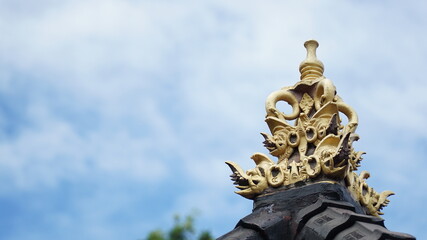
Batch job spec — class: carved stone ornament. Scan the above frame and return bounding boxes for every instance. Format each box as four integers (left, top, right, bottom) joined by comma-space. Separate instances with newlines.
226, 40, 393, 217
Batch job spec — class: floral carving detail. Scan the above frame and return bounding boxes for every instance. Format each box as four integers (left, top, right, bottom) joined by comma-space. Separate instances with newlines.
300, 93, 314, 115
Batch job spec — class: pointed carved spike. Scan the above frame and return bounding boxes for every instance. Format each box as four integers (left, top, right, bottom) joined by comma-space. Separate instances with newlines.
381, 190, 395, 198
260, 132, 269, 140
333, 133, 351, 166
225, 161, 245, 175
350, 133, 360, 142
326, 113, 339, 135
375, 191, 395, 214
260, 132, 276, 150
225, 161, 250, 185
251, 152, 275, 165
356, 151, 366, 159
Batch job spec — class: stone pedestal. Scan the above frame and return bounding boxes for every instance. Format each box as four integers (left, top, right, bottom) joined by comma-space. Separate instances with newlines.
218, 183, 415, 240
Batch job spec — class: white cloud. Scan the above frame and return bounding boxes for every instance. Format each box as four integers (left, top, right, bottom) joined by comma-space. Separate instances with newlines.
0, 0, 426, 239
0, 99, 170, 190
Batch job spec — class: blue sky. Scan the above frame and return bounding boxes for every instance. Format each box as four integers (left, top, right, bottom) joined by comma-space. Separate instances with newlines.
0, 0, 426, 239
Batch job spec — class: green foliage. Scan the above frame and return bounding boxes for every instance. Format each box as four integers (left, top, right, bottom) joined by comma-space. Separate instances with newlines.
197, 231, 213, 240
147, 230, 165, 240
145, 214, 213, 240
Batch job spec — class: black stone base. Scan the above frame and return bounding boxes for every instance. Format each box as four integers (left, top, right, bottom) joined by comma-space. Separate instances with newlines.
217, 182, 415, 240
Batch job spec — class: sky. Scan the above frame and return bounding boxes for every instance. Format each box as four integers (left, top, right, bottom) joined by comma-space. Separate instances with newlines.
0, 0, 426, 239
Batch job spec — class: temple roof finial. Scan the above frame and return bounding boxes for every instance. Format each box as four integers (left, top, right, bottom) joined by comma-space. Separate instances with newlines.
220, 40, 415, 240
299, 40, 324, 81
225, 40, 395, 217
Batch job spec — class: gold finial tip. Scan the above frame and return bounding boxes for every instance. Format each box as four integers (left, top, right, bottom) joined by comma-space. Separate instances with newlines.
304, 39, 319, 49
299, 39, 324, 81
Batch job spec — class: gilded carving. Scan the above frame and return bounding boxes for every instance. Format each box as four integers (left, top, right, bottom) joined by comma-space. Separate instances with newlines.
226, 40, 393, 217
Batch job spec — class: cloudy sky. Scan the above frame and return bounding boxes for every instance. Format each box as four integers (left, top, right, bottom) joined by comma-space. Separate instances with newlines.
0, 0, 426, 239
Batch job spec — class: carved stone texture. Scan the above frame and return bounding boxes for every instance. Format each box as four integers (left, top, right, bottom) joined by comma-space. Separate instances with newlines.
217, 183, 415, 240
225, 40, 393, 217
